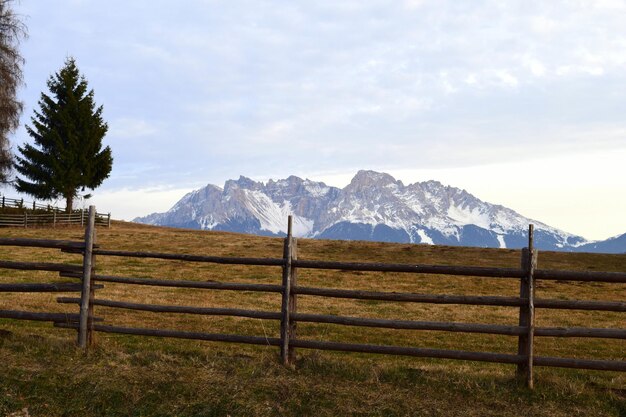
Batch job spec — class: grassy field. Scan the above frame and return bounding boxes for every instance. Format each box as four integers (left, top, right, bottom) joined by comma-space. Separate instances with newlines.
0, 221, 624, 417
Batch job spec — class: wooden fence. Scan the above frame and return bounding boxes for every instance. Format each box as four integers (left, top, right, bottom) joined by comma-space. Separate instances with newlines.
0, 207, 624, 389
1, 195, 60, 211
0, 196, 110, 228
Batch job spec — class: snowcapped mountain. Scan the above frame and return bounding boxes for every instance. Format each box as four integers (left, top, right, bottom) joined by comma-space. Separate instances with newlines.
134, 170, 620, 252
573, 232, 626, 254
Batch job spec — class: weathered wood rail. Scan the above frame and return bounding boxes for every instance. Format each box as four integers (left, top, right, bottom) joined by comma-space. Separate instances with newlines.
1, 210, 625, 389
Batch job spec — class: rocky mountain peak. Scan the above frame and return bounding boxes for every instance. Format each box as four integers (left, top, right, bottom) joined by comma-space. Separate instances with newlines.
348, 170, 403, 190
133, 171, 623, 253
224, 176, 262, 192
268, 175, 304, 187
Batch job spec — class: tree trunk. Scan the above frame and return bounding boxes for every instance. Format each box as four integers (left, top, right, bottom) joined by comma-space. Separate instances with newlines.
65, 194, 74, 213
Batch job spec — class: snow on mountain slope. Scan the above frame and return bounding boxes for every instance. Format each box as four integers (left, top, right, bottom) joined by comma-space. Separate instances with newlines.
134, 170, 611, 251
241, 190, 288, 234
241, 190, 313, 236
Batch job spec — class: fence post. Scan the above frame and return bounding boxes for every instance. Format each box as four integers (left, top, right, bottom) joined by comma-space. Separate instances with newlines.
23, 212, 27, 228
88, 225, 98, 346
78, 205, 96, 349
2, 196, 4, 208
288, 236, 298, 364
53, 211, 56, 228
517, 224, 537, 388
81, 209, 84, 227
107, 213, 111, 228
280, 216, 294, 365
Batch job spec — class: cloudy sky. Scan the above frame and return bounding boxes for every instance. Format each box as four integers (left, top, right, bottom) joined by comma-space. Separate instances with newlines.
6, 0, 626, 240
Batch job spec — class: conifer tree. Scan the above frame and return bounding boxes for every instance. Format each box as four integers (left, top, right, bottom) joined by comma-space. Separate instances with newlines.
0, 0, 27, 183
15, 57, 112, 212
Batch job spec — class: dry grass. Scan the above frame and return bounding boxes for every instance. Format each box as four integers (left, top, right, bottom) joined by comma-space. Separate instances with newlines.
0, 221, 624, 417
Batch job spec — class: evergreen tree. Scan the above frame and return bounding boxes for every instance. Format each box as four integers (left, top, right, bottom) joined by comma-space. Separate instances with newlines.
15, 57, 112, 212
0, 0, 27, 183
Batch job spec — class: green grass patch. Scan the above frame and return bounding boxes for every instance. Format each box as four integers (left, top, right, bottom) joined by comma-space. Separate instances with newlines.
0, 221, 624, 416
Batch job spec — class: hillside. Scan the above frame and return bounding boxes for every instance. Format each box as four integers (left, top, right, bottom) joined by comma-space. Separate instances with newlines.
0, 222, 624, 417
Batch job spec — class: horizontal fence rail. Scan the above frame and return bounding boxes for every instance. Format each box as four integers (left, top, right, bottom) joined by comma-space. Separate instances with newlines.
1, 213, 624, 390
293, 285, 525, 306
57, 297, 283, 320
293, 259, 525, 278
534, 269, 626, 283
0, 260, 83, 273
0, 283, 103, 292
63, 273, 285, 293
92, 249, 285, 266
0, 237, 86, 250
0, 309, 104, 323
0, 310, 84, 323
533, 298, 625, 312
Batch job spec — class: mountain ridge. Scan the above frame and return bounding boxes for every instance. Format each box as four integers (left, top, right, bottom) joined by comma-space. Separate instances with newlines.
134, 170, 624, 253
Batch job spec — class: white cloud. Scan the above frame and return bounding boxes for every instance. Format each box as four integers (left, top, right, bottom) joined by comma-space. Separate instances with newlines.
523, 56, 547, 77
109, 118, 158, 139
88, 186, 195, 221
403, 0, 427, 10
530, 16, 559, 35
12, 0, 626, 239
494, 70, 519, 88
